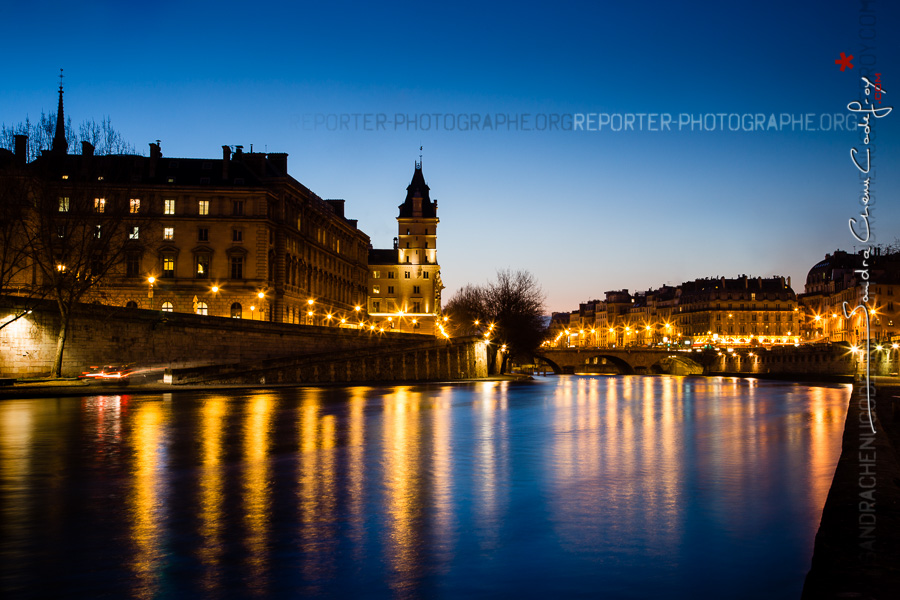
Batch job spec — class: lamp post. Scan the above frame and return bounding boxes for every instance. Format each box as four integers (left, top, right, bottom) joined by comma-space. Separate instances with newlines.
307, 299, 315, 326
211, 285, 219, 316
147, 276, 155, 308
257, 291, 266, 322
250, 305, 256, 320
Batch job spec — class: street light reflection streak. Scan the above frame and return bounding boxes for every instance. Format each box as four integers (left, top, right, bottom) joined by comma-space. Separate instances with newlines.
243, 394, 274, 595
382, 387, 423, 595
129, 401, 166, 600
198, 397, 228, 595
297, 389, 339, 589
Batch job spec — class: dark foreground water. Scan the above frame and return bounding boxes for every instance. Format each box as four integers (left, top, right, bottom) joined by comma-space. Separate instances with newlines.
0, 376, 849, 599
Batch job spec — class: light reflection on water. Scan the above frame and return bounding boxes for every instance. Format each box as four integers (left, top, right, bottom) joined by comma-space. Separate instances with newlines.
0, 376, 849, 599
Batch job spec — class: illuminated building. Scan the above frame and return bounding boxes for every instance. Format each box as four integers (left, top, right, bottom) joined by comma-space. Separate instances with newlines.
367, 162, 443, 332
799, 249, 900, 345
2, 86, 370, 323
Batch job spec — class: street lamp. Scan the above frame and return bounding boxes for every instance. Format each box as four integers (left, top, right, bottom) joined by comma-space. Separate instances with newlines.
250, 305, 256, 319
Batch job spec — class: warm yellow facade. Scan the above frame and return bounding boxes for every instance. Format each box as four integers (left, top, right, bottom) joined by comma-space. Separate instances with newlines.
367, 163, 443, 333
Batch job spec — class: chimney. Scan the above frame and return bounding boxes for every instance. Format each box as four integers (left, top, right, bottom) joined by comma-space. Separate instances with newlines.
325, 199, 345, 218
234, 145, 243, 158
222, 145, 231, 179
149, 142, 161, 178
787, 276, 791, 288
267, 152, 288, 175
14, 134, 27, 164
81, 141, 94, 157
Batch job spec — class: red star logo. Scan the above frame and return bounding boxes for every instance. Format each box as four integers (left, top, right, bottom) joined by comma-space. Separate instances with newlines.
835, 52, 854, 71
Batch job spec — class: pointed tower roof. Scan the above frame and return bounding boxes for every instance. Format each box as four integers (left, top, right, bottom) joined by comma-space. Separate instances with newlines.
398, 161, 436, 218
52, 69, 68, 155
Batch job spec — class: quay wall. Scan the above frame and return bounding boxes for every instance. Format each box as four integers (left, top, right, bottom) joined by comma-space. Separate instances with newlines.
0, 298, 429, 378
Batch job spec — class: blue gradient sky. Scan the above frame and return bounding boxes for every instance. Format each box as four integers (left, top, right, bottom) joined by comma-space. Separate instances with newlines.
3, 0, 898, 312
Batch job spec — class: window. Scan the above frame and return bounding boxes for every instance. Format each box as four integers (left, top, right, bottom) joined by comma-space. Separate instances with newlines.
231, 302, 242, 318
387, 272, 395, 279
95, 225, 102, 239
423, 272, 429, 279
196, 301, 208, 316
373, 271, 381, 279
388, 286, 394, 294
198, 228, 209, 242
198, 200, 209, 215
58, 197, 69, 212
196, 255, 210, 278
164, 199, 175, 214
129, 226, 140, 240
130, 198, 141, 213
404, 271, 410, 279
412, 301, 421, 313
233, 200, 244, 216
164, 227, 174, 240
232, 229, 243, 242
163, 256, 175, 278
56, 225, 66, 238
94, 198, 106, 213
161, 301, 174, 312
126, 255, 140, 277
230, 256, 243, 279
373, 301, 380, 312
413, 286, 420, 294
125, 301, 138, 309
373, 285, 381, 294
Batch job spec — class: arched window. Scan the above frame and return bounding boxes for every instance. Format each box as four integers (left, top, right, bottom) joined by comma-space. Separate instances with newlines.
161, 301, 174, 312
196, 301, 208, 316
125, 301, 138, 309
231, 302, 242, 318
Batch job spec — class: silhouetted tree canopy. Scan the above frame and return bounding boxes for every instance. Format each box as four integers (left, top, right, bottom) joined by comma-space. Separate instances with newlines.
1, 113, 135, 161
444, 269, 547, 360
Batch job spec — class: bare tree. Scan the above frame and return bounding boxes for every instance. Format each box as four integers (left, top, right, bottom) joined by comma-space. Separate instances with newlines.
1, 114, 135, 161
24, 170, 145, 376
0, 161, 42, 330
444, 269, 547, 367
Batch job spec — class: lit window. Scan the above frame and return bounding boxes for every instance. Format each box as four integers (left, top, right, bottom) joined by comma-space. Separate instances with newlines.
58, 197, 69, 212
373, 285, 381, 294
373, 301, 380, 312
161, 301, 173, 312
129, 226, 140, 240
163, 256, 175, 278
373, 271, 381, 279
95, 225, 102, 239
164, 227, 174, 240
94, 198, 106, 213
231, 302, 242, 318
196, 301, 208, 316
164, 199, 175, 214
198, 200, 209, 215
196, 255, 209, 278
130, 198, 141, 213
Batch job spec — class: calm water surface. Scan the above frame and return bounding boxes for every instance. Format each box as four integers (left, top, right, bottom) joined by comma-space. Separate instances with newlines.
0, 376, 849, 599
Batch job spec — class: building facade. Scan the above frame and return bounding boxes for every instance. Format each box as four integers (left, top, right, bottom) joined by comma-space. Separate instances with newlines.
3, 88, 371, 325
367, 162, 443, 332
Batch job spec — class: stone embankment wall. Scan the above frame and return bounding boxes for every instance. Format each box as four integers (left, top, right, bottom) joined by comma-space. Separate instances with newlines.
170, 337, 489, 385
0, 298, 430, 378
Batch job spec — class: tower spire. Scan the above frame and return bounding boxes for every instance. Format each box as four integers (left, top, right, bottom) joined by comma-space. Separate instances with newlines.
52, 68, 68, 155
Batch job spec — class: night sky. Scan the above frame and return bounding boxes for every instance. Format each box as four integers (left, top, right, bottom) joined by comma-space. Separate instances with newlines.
3, 0, 898, 312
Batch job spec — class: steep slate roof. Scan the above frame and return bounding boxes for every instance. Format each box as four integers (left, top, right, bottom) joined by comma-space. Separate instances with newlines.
397, 162, 437, 218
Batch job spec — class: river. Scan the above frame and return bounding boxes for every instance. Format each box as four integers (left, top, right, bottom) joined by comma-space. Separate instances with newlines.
0, 376, 849, 598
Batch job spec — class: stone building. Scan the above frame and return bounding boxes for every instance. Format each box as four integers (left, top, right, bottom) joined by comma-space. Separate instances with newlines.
799, 248, 900, 346
366, 162, 443, 332
2, 86, 371, 325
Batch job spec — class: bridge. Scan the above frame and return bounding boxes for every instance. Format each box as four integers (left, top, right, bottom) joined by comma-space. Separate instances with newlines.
535, 348, 711, 375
